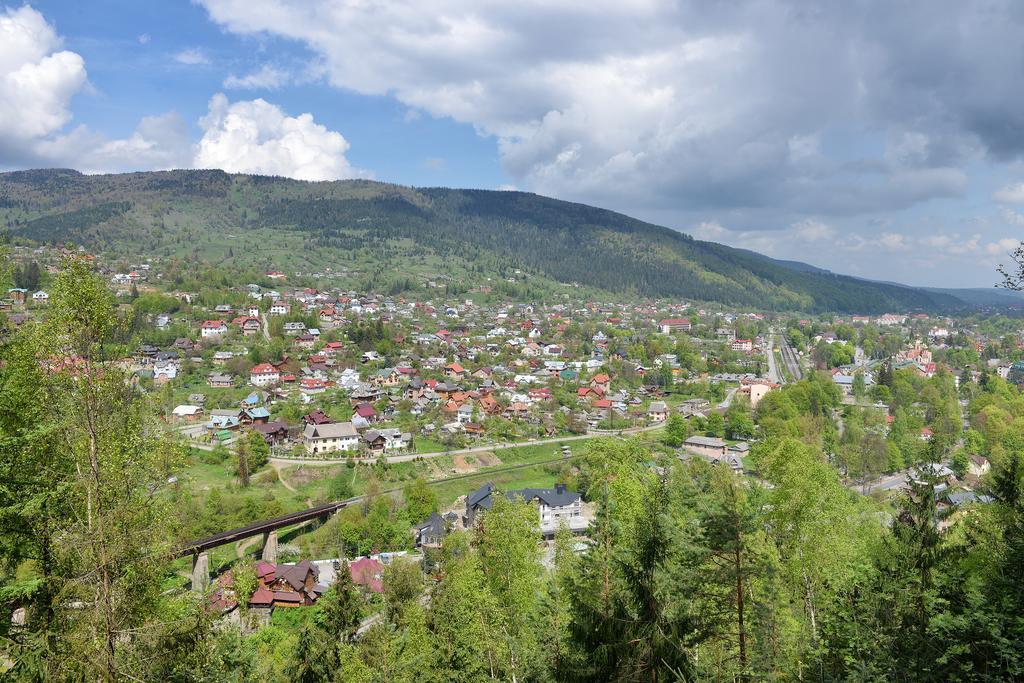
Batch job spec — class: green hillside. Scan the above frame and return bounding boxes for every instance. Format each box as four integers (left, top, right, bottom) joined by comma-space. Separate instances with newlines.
0, 168, 961, 312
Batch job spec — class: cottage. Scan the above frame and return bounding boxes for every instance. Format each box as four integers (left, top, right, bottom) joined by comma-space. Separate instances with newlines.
647, 401, 668, 422
414, 512, 451, 548
207, 372, 234, 388
254, 420, 290, 446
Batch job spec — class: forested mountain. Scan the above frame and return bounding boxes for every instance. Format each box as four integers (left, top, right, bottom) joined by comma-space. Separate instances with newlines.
0, 168, 963, 312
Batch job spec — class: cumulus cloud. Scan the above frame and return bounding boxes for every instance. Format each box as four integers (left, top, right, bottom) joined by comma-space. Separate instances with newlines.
193, 93, 368, 181
37, 112, 193, 173
994, 183, 1024, 204
197, 0, 1024, 219
173, 47, 209, 65
0, 5, 86, 158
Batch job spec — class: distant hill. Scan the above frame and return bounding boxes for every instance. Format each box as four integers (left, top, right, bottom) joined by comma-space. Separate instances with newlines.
0, 168, 968, 313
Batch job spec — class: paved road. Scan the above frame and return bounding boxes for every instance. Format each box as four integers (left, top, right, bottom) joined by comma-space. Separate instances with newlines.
846, 472, 904, 495
270, 423, 665, 466
718, 387, 739, 411
765, 333, 783, 385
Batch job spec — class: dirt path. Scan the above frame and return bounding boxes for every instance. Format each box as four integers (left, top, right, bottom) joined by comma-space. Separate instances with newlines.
236, 535, 262, 559
272, 463, 298, 493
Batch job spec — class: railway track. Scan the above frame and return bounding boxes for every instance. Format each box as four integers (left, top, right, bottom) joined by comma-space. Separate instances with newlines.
777, 335, 803, 381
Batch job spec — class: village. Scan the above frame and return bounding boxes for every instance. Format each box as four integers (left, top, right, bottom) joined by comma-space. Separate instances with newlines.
1, 243, 1014, 631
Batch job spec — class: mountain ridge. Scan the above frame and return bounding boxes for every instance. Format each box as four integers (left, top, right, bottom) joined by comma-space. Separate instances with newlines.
0, 168, 969, 313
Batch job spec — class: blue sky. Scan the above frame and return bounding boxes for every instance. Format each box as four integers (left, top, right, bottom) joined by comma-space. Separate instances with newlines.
3, 1, 1024, 288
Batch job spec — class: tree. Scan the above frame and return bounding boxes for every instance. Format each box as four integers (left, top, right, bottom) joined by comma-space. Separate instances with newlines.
0, 258, 183, 681
244, 429, 270, 471
329, 467, 355, 500
403, 477, 438, 524
852, 371, 866, 398
318, 560, 364, 643
476, 495, 543, 681
662, 412, 690, 447
705, 411, 725, 438
236, 437, 251, 487
383, 558, 424, 625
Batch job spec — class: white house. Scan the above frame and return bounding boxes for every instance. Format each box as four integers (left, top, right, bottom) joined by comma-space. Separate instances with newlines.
303, 421, 360, 455
249, 363, 280, 387
200, 320, 227, 338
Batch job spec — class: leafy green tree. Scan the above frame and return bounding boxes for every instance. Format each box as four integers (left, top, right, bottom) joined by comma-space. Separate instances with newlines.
383, 558, 424, 625
662, 412, 689, 447
403, 477, 438, 524
705, 411, 725, 438
0, 259, 184, 681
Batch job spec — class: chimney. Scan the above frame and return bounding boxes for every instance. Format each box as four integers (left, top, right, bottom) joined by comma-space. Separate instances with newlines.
555, 483, 566, 495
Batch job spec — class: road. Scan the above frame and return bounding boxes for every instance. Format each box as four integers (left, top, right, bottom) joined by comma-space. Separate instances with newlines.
718, 387, 739, 411
269, 423, 665, 466
765, 334, 783, 385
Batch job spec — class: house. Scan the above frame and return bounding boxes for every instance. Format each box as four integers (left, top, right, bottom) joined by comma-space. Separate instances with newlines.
207, 372, 234, 388
647, 401, 668, 422
968, 454, 990, 477
349, 557, 385, 593
254, 420, 290, 446
414, 512, 451, 548
250, 363, 281, 387
302, 409, 334, 426
731, 339, 753, 352
283, 322, 306, 336
236, 316, 262, 336
171, 404, 203, 420
243, 407, 271, 425
153, 361, 178, 383
302, 421, 359, 455
444, 362, 467, 379
590, 373, 611, 393
464, 482, 583, 529
354, 402, 378, 423
659, 318, 691, 334
677, 398, 711, 416
31, 290, 49, 304
268, 302, 290, 315
683, 435, 728, 458
200, 320, 227, 338
362, 428, 412, 453
373, 367, 401, 387
738, 380, 777, 408
8, 288, 27, 304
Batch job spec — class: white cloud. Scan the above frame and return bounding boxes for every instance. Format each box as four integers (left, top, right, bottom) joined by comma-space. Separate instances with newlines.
994, 182, 1024, 204
223, 64, 290, 90
0, 5, 86, 151
138, 33, 151, 45
173, 47, 209, 65
37, 112, 193, 173
791, 218, 835, 242
193, 93, 369, 181
197, 0, 1020, 219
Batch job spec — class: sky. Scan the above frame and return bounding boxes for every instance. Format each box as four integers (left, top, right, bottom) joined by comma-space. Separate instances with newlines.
2, 1, 1024, 288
